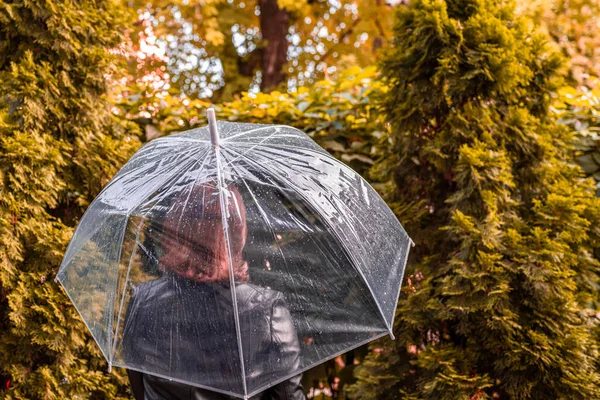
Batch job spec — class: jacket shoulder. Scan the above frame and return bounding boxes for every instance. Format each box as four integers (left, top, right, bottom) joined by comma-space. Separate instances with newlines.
130, 277, 170, 301
235, 284, 284, 311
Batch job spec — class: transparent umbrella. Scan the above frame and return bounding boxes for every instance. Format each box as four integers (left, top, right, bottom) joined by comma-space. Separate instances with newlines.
56, 109, 413, 399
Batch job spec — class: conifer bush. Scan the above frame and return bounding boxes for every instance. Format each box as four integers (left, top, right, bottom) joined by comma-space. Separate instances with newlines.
0, 0, 140, 397
349, 0, 600, 398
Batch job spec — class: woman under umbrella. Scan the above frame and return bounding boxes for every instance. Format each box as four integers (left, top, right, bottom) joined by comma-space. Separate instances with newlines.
122, 183, 306, 400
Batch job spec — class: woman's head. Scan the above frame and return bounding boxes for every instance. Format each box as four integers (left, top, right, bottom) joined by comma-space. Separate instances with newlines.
157, 183, 248, 283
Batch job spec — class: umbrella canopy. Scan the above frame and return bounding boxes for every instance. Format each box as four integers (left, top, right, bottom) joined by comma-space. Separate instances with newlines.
56, 110, 413, 399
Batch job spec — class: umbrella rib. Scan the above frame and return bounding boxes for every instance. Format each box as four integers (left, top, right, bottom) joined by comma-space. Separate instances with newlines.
223, 143, 340, 178
218, 129, 283, 166
388, 239, 413, 335
229, 150, 393, 334
221, 125, 285, 142
221, 145, 327, 178
224, 131, 305, 145
109, 217, 144, 368
214, 142, 249, 399
106, 216, 129, 367
151, 136, 209, 145
227, 141, 333, 162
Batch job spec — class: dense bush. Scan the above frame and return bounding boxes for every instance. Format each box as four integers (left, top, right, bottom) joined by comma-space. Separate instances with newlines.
349, 0, 600, 398
0, 0, 141, 396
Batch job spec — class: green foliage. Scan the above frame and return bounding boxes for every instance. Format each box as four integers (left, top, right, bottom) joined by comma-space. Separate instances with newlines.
118, 65, 386, 176
553, 82, 600, 195
349, 0, 600, 398
0, 0, 141, 397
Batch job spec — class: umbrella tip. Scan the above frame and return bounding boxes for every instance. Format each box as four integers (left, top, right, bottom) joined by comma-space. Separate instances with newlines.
207, 108, 219, 147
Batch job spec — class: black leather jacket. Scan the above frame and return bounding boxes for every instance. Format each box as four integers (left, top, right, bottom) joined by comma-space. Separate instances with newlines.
122, 275, 305, 400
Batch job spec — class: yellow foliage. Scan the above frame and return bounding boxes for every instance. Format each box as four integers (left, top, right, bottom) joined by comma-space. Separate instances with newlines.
120, 66, 385, 176
277, 0, 308, 13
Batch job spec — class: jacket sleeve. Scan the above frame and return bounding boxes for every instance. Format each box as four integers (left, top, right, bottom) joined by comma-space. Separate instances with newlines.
264, 294, 306, 400
126, 369, 145, 400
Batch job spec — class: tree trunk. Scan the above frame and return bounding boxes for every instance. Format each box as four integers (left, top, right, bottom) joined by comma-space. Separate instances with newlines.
259, 0, 289, 92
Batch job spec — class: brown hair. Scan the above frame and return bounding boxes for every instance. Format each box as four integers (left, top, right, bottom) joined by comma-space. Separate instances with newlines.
158, 183, 249, 283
